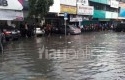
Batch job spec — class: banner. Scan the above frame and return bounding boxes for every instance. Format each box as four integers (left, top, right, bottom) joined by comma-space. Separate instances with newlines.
110, 0, 119, 8
105, 12, 118, 19
70, 15, 83, 22
0, 0, 23, 10
119, 8, 125, 17
0, 10, 23, 21
77, 5, 94, 15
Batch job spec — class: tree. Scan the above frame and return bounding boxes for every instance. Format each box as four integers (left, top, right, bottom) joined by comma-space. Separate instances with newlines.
28, 0, 53, 19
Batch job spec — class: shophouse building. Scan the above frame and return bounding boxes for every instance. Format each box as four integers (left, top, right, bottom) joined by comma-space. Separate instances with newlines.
48, 0, 94, 27
89, 0, 119, 24
118, 0, 125, 22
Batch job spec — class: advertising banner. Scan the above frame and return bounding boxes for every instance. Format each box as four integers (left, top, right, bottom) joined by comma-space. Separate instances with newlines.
105, 12, 118, 19
119, 8, 125, 17
110, 0, 119, 8
0, 10, 23, 21
70, 15, 83, 22
60, 5, 76, 14
0, 0, 23, 10
77, 4, 94, 15
119, 2, 125, 7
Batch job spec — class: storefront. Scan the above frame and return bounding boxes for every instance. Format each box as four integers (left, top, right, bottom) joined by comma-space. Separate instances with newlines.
60, 4, 77, 25
45, 0, 61, 27
47, 0, 77, 27
47, 0, 94, 27
77, 3, 94, 27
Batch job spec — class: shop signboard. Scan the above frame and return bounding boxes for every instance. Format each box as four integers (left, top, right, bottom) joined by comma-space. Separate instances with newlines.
0, 0, 23, 10
110, 0, 119, 8
60, 5, 76, 14
119, 2, 125, 7
105, 11, 118, 19
119, 8, 125, 17
57, 13, 64, 16
64, 12, 68, 20
77, 4, 94, 15
70, 15, 83, 22
0, 10, 23, 21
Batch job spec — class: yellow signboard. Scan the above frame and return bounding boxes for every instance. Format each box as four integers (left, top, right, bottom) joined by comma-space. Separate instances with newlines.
60, 5, 76, 14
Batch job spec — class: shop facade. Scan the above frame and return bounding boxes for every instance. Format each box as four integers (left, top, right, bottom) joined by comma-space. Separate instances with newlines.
90, 0, 119, 24
76, 1, 94, 27
118, 1, 125, 23
47, 0, 94, 27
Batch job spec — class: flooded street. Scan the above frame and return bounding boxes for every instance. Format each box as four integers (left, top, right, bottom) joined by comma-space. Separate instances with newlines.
1, 31, 125, 80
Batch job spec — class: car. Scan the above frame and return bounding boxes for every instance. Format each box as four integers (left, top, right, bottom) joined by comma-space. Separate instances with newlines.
114, 23, 125, 32
51, 26, 59, 34
34, 27, 45, 36
59, 25, 81, 35
0, 26, 20, 41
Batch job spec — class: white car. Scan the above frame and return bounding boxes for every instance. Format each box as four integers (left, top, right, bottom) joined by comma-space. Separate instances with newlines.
34, 27, 45, 36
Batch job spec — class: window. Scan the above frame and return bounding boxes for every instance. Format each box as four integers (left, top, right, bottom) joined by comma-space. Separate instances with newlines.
90, 1, 118, 12
89, 1, 105, 10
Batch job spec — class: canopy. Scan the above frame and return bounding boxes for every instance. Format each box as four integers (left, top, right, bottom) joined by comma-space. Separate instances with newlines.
0, 0, 23, 10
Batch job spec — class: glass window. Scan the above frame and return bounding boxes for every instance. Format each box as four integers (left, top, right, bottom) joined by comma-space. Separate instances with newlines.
90, 1, 118, 12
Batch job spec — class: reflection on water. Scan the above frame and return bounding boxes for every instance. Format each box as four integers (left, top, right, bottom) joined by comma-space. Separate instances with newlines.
0, 32, 125, 80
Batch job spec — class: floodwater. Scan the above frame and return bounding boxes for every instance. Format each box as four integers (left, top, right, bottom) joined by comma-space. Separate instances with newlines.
0, 31, 125, 80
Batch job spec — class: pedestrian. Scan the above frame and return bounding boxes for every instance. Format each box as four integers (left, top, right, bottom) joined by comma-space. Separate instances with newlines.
11, 22, 16, 28
24, 22, 29, 37
32, 23, 36, 36
46, 24, 52, 36
111, 24, 114, 30
19, 23, 25, 37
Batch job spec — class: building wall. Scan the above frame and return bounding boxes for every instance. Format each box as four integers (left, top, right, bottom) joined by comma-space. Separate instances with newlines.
49, 0, 60, 13
93, 10, 105, 18
60, 0, 76, 6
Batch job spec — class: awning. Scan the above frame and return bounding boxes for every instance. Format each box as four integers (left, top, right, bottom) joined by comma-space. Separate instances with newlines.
0, 10, 24, 21
98, 19, 110, 21
0, 0, 23, 10
117, 17, 125, 20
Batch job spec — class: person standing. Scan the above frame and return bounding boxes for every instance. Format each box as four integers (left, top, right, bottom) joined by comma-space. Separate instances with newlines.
24, 22, 29, 37
19, 23, 25, 37
45, 24, 52, 36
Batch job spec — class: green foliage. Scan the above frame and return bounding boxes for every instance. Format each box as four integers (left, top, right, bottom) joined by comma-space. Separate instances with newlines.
28, 0, 53, 19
